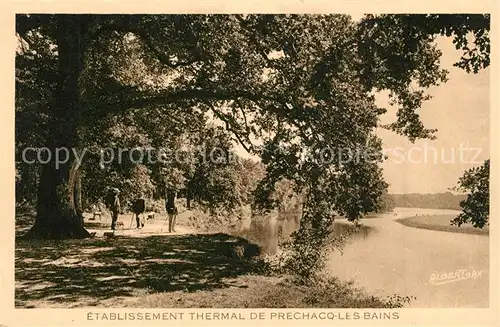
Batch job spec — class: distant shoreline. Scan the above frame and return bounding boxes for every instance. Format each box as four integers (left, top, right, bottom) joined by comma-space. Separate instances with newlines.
395, 214, 489, 236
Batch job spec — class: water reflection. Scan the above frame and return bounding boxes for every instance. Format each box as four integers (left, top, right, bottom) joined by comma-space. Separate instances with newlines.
230, 213, 373, 256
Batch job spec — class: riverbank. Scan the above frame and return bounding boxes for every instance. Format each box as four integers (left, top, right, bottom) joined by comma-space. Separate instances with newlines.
395, 214, 489, 236
15, 211, 409, 308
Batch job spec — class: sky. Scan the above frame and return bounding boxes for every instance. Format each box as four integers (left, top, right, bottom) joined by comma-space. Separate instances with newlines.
376, 36, 489, 194
232, 32, 490, 195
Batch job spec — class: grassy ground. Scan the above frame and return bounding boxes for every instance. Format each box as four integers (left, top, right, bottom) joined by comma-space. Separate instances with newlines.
15, 231, 266, 308
396, 215, 489, 236
110, 275, 411, 308
15, 210, 407, 308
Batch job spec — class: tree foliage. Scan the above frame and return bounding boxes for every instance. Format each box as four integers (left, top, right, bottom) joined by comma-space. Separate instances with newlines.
15, 12, 490, 266
357, 14, 489, 141
390, 192, 465, 211
451, 160, 490, 228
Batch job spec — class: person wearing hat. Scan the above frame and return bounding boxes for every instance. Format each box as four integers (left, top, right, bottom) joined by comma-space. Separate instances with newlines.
108, 188, 121, 231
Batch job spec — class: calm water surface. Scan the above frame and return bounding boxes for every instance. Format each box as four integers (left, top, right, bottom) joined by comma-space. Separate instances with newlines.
327, 207, 489, 308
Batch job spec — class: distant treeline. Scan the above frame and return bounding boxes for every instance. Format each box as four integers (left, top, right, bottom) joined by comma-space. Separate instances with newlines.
388, 192, 466, 211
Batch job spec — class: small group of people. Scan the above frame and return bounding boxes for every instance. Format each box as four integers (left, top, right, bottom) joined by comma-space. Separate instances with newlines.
105, 185, 178, 233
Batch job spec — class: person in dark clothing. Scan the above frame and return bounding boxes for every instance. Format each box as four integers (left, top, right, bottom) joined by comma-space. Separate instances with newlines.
132, 198, 146, 229
165, 185, 178, 233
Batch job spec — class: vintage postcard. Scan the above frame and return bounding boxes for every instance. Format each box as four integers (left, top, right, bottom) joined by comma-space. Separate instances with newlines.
1, 0, 498, 326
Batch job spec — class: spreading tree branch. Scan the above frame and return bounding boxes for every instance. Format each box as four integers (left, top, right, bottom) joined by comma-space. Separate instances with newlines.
206, 101, 255, 153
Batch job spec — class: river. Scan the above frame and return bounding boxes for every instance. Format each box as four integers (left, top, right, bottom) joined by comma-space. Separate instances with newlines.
327, 207, 489, 308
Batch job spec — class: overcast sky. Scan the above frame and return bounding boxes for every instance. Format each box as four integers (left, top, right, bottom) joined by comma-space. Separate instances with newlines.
232, 32, 490, 195
376, 36, 489, 194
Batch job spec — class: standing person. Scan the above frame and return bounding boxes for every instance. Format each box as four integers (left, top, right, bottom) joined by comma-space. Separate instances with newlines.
135, 211, 145, 229
107, 188, 121, 231
165, 183, 178, 233
133, 198, 146, 229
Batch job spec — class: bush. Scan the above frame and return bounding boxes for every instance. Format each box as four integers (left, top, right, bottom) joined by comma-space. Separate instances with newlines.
451, 159, 490, 228
269, 221, 372, 283
146, 199, 166, 214
300, 276, 414, 308
184, 205, 248, 233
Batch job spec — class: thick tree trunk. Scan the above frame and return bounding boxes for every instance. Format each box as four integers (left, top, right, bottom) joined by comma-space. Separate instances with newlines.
23, 160, 90, 239
22, 15, 90, 239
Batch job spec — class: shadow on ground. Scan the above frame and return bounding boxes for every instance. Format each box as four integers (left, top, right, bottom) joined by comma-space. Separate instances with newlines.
15, 233, 265, 308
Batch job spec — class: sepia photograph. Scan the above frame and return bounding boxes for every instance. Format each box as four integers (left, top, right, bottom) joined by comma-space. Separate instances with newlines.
12, 11, 493, 315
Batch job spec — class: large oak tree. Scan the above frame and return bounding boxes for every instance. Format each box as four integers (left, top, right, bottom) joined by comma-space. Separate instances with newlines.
16, 14, 489, 243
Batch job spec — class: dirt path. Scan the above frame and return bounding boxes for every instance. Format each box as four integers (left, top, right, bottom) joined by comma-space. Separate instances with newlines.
327, 208, 489, 308
85, 210, 196, 238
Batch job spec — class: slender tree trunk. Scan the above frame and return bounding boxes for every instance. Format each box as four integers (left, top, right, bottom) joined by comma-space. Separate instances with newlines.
75, 171, 84, 222
186, 188, 192, 210
69, 159, 85, 224
22, 15, 90, 239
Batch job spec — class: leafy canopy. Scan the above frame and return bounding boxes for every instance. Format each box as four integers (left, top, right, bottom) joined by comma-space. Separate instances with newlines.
15, 14, 490, 260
